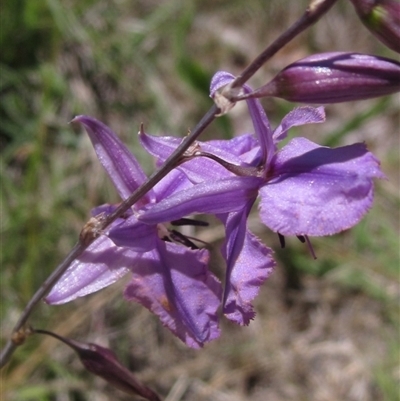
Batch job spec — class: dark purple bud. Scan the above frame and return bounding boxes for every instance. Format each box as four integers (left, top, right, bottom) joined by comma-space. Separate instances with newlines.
35, 329, 161, 401
238, 52, 400, 103
349, 0, 400, 53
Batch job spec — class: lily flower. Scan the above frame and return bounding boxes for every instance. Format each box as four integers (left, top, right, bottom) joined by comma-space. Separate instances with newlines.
136, 127, 275, 325
137, 71, 384, 324
46, 116, 222, 349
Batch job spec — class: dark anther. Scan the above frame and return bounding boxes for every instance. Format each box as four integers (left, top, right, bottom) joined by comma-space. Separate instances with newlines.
296, 235, 306, 243
162, 236, 172, 243
170, 218, 209, 227
169, 230, 199, 250
278, 233, 285, 248
278, 233, 317, 260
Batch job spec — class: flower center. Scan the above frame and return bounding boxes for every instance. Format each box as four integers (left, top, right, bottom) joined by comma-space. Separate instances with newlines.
157, 218, 209, 250
278, 233, 317, 260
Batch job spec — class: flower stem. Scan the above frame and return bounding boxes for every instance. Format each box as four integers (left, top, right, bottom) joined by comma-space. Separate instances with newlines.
224, 0, 339, 95
100, 105, 219, 230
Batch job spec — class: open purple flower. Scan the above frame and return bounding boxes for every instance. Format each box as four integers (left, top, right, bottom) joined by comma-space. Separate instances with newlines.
137, 129, 275, 325
46, 116, 222, 349
137, 71, 384, 323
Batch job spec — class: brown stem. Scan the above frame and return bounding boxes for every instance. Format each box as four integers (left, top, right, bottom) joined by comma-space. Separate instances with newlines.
224, 0, 339, 95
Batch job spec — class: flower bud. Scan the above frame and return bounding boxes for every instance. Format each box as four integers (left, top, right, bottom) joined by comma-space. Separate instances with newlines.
239, 52, 400, 103
35, 329, 161, 401
349, 0, 400, 53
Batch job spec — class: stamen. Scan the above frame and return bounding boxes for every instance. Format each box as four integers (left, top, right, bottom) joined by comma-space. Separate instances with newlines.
169, 230, 199, 250
304, 235, 317, 260
170, 218, 209, 227
281, 234, 316, 259
139, 122, 145, 135
278, 233, 286, 248
180, 234, 209, 247
296, 235, 306, 243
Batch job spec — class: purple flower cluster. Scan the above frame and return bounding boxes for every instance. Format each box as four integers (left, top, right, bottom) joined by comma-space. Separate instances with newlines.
46, 71, 384, 348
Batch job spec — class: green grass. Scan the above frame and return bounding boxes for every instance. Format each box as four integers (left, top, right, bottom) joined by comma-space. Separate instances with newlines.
1, 0, 399, 400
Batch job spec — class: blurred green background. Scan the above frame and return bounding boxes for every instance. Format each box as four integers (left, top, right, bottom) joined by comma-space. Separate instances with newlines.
1, 0, 399, 400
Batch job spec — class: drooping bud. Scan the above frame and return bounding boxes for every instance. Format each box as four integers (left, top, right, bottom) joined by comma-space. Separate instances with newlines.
35, 329, 161, 401
234, 52, 400, 103
349, 0, 400, 53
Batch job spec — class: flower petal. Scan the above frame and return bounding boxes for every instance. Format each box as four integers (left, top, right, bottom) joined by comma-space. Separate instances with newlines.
46, 235, 132, 304
209, 71, 236, 97
273, 106, 325, 142
138, 133, 180, 165
108, 216, 157, 252
138, 176, 262, 225
210, 71, 274, 165
259, 137, 385, 236
73, 116, 154, 206
243, 89, 274, 166
124, 241, 222, 348
208, 134, 259, 158
152, 168, 192, 201
219, 205, 276, 325
139, 131, 248, 183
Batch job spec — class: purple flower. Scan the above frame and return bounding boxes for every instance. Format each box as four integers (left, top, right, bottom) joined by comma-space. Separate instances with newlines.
136, 129, 275, 325
46, 116, 222, 349
137, 71, 384, 322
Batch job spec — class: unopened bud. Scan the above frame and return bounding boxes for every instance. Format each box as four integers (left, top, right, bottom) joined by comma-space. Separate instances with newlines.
35, 329, 161, 401
237, 52, 400, 103
349, 0, 400, 53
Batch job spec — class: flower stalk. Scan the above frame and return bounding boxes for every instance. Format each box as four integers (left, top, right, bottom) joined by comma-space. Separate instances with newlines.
217, 0, 340, 113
